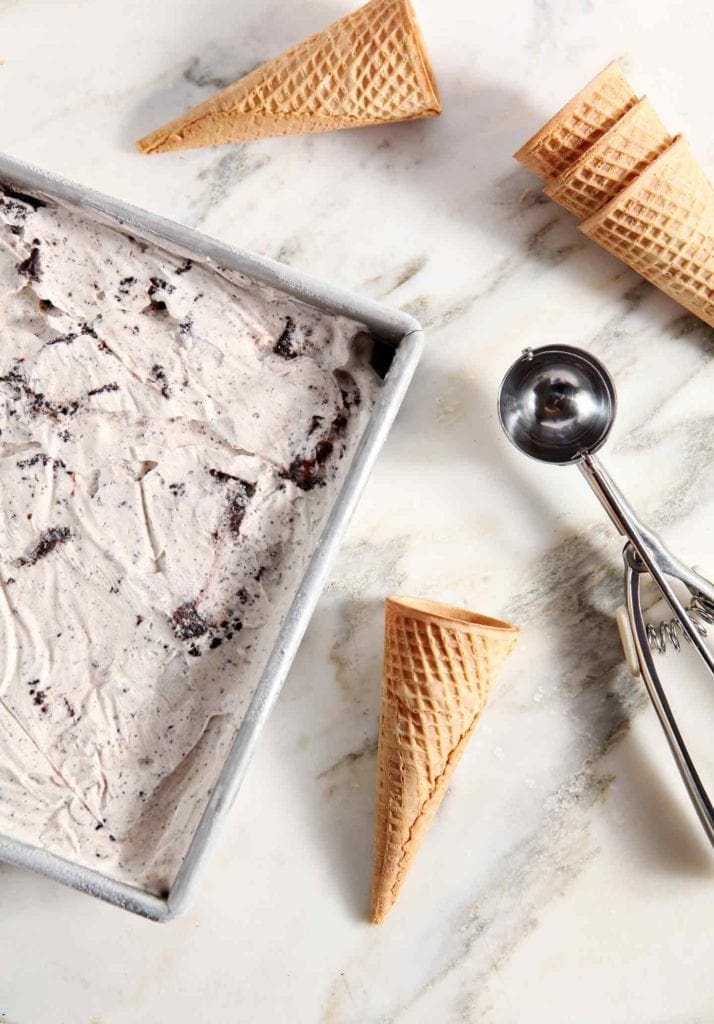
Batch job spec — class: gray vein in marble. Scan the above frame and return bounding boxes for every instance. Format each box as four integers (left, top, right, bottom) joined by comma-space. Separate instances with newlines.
526, 214, 586, 267
503, 524, 615, 626
491, 174, 552, 215
328, 537, 408, 708
406, 762, 612, 1023
404, 243, 525, 326
631, 417, 714, 535
584, 282, 706, 370
500, 526, 646, 751
188, 150, 270, 228
317, 737, 377, 782
669, 312, 714, 344
363, 255, 429, 299
327, 536, 410, 601
324, 756, 617, 1024
404, 214, 587, 332
403, 289, 488, 334
182, 55, 253, 92
273, 237, 304, 265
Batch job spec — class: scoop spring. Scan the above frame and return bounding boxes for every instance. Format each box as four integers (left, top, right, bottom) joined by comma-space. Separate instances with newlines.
647, 595, 714, 654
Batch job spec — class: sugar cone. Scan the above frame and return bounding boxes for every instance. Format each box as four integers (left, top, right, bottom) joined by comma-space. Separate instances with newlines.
514, 61, 637, 180
545, 97, 672, 220
137, 0, 440, 154
371, 596, 518, 924
581, 135, 714, 328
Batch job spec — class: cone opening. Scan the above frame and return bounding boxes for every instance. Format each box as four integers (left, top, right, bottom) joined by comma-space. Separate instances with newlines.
401, 0, 441, 112
545, 96, 664, 196
386, 595, 518, 634
514, 60, 634, 167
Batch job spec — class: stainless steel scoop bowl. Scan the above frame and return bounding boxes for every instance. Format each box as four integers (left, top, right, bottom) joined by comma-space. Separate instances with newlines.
498, 344, 615, 463
499, 345, 714, 846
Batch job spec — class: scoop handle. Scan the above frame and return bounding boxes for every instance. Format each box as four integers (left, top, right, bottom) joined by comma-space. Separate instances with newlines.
625, 554, 714, 847
578, 453, 714, 676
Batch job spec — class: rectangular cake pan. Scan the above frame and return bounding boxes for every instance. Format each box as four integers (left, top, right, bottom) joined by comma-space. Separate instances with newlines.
0, 151, 423, 921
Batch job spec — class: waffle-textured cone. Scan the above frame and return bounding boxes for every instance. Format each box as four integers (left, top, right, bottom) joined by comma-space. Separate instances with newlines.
371, 596, 518, 924
138, 0, 440, 154
546, 98, 672, 220
514, 61, 637, 180
581, 136, 714, 327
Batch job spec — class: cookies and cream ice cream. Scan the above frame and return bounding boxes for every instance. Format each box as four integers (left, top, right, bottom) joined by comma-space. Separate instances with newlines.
0, 185, 380, 893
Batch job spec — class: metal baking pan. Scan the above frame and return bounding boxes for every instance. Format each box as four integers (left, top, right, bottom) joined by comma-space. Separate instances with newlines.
0, 152, 423, 921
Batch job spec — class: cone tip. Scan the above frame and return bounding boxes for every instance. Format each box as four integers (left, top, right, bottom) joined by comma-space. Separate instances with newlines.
370, 891, 393, 925
136, 129, 167, 155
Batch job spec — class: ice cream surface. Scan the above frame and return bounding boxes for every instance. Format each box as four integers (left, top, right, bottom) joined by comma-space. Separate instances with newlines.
0, 184, 380, 893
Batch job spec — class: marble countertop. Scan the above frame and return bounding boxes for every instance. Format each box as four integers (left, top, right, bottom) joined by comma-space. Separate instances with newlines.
1, 1, 713, 1021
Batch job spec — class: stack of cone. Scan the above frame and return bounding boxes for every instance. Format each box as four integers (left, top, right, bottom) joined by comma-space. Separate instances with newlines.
371, 596, 518, 924
137, 0, 440, 154
545, 98, 672, 219
515, 62, 714, 328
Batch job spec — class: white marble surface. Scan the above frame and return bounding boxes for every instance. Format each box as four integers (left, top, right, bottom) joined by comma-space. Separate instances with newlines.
1, 1, 714, 1021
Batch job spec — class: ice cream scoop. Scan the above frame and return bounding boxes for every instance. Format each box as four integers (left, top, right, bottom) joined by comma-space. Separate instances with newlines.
499, 344, 714, 845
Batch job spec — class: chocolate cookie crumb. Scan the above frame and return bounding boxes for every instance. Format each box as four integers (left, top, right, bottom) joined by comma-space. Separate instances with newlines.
171, 601, 209, 641
17, 526, 71, 567
147, 277, 175, 311
18, 244, 42, 283
273, 316, 298, 359
280, 396, 351, 490
117, 276, 135, 298
87, 382, 120, 398
17, 452, 50, 469
334, 369, 361, 409
226, 481, 256, 535
209, 472, 257, 534
209, 468, 252, 485
46, 332, 77, 347
149, 364, 170, 399
315, 440, 333, 464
